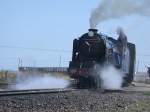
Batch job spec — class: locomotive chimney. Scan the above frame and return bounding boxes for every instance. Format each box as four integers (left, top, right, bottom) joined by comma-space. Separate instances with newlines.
89, 29, 98, 33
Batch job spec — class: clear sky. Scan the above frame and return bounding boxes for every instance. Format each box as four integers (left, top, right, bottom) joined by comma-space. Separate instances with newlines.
0, 0, 150, 71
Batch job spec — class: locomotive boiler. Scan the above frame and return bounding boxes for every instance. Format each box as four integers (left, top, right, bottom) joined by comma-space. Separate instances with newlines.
68, 29, 136, 88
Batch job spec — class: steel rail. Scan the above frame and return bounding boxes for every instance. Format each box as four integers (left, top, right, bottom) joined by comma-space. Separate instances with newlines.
0, 88, 76, 96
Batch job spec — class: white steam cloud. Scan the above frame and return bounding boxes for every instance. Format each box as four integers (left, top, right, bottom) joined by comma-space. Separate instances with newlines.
95, 65, 124, 89
100, 66, 124, 89
14, 73, 69, 90
90, 0, 150, 28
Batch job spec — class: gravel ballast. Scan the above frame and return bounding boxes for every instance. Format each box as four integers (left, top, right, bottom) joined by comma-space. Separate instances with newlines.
0, 89, 150, 112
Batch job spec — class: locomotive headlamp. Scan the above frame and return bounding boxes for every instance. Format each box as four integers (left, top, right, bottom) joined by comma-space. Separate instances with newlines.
88, 29, 98, 37
88, 31, 94, 37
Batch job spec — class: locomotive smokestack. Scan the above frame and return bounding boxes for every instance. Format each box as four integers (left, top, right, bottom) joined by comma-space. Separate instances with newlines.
88, 29, 98, 33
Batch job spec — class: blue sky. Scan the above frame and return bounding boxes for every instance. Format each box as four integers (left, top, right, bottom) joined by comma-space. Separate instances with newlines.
0, 0, 150, 71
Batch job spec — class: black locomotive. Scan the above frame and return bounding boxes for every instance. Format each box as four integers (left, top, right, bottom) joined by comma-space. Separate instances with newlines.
68, 29, 136, 88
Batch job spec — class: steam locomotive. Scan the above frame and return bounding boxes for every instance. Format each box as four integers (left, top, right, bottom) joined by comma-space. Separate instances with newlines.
68, 29, 136, 88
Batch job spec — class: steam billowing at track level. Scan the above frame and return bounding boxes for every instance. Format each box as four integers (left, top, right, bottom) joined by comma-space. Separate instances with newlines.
95, 65, 124, 90
90, 0, 150, 29
12, 73, 70, 90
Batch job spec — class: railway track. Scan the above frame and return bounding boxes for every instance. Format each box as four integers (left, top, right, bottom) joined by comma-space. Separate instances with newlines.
0, 88, 75, 96
1, 82, 149, 97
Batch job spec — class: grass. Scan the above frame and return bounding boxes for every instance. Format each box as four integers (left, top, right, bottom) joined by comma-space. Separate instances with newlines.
0, 70, 17, 83
126, 100, 150, 112
143, 91, 150, 96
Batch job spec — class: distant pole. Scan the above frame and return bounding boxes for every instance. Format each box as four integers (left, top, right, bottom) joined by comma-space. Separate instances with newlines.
21, 59, 23, 67
18, 58, 23, 68
18, 58, 20, 67
59, 56, 62, 67
33, 60, 36, 67
136, 60, 139, 73
18, 58, 21, 67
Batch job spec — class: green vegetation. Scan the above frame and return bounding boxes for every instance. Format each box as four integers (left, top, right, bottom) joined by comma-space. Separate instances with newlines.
143, 92, 150, 96
126, 100, 150, 112
0, 70, 17, 83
